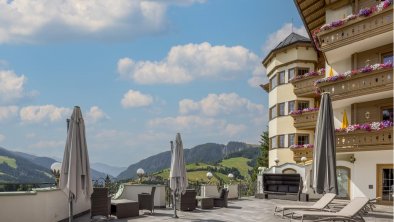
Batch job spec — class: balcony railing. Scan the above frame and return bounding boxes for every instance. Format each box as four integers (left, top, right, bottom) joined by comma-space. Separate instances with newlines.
336, 127, 393, 152
291, 147, 313, 163
291, 75, 322, 97
316, 68, 393, 101
316, 6, 393, 52
291, 111, 318, 129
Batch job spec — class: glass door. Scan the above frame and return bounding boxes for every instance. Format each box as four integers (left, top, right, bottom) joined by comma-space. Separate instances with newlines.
336, 167, 350, 199
377, 164, 394, 204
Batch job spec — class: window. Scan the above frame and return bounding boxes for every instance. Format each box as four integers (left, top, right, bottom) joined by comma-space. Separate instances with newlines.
382, 52, 393, 64
288, 101, 295, 113
382, 107, 393, 121
270, 105, 277, 119
270, 136, 277, 149
278, 135, 285, 148
278, 103, 285, 116
297, 68, 309, 76
270, 74, 278, 90
297, 101, 309, 110
297, 135, 309, 145
288, 68, 295, 81
278, 71, 286, 85
288, 134, 295, 147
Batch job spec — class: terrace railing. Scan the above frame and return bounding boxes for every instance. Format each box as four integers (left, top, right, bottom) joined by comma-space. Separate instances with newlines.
291, 110, 318, 129
336, 127, 393, 152
316, 68, 393, 101
291, 75, 322, 97
0, 182, 56, 192
316, 6, 393, 52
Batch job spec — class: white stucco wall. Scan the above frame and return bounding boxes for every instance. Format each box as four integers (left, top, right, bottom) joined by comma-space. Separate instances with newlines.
351, 150, 394, 199
0, 188, 90, 222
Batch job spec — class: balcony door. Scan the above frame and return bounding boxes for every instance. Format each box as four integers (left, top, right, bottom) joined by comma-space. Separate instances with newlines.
336, 167, 350, 199
377, 164, 394, 205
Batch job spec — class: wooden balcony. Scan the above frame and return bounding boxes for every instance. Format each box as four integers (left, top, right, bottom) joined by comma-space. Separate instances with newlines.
291, 75, 322, 97
291, 147, 313, 163
316, 68, 393, 101
336, 127, 393, 152
291, 111, 318, 129
316, 6, 393, 52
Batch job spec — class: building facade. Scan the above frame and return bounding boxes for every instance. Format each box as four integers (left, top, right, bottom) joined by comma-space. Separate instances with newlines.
262, 33, 321, 168
291, 0, 393, 204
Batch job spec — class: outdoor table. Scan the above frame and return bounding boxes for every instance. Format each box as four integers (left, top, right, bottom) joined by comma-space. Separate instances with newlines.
111, 199, 139, 219
196, 196, 214, 209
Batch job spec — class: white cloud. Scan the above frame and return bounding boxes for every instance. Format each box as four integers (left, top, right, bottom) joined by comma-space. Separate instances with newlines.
0, 0, 205, 44
30, 140, 64, 149
148, 115, 223, 130
121, 90, 153, 108
19, 105, 72, 123
223, 124, 246, 136
179, 93, 263, 116
85, 106, 108, 123
0, 133, 5, 142
0, 70, 28, 103
248, 65, 267, 87
262, 23, 308, 54
117, 42, 259, 84
0, 105, 18, 121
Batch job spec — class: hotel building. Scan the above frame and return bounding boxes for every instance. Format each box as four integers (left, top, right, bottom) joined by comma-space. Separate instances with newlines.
263, 0, 393, 204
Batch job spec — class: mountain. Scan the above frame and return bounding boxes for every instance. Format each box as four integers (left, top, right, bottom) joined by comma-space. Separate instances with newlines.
91, 162, 126, 178
117, 141, 258, 180
0, 147, 112, 182
0, 147, 54, 183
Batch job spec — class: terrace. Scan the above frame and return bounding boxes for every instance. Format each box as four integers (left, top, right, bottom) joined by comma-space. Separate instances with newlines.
75, 197, 392, 222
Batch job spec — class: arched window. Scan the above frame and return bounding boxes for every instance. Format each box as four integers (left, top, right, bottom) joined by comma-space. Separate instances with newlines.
282, 168, 297, 174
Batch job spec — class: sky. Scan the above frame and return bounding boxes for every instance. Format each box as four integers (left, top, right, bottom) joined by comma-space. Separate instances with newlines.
0, 0, 308, 167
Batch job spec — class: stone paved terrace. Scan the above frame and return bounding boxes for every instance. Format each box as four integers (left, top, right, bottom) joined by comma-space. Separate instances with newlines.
76, 197, 393, 222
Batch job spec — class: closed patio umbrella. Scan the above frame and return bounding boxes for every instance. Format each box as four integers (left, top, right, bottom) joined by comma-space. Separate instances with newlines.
312, 93, 338, 194
170, 133, 188, 218
60, 106, 93, 222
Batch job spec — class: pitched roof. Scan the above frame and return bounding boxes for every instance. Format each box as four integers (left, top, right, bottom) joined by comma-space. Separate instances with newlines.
273, 32, 310, 50
262, 32, 311, 66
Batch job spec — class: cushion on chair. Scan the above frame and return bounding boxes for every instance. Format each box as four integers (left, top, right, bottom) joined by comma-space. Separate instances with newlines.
277, 185, 288, 193
288, 185, 299, 193
267, 185, 278, 192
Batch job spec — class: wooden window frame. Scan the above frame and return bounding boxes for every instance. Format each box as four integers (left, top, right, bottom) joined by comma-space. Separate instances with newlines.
296, 134, 310, 145
296, 67, 310, 77
288, 101, 295, 114
288, 134, 295, 147
381, 51, 393, 64
270, 136, 278, 149
278, 102, 285, 116
278, 134, 285, 148
270, 74, 278, 91
278, 71, 286, 85
269, 105, 277, 120
297, 100, 310, 111
288, 68, 295, 81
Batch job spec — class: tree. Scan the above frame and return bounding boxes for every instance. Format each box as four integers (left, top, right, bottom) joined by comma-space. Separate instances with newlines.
251, 129, 269, 181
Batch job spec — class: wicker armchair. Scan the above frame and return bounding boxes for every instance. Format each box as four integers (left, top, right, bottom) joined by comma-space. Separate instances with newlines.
138, 186, 156, 214
214, 188, 229, 208
91, 187, 111, 219
176, 189, 197, 211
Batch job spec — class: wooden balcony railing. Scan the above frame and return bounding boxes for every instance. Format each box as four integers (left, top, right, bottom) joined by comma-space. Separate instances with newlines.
316, 6, 393, 52
316, 68, 393, 101
291, 75, 322, 97
291, 111, 318, 129
336, 127, 393, 152
291, 147, 313, 163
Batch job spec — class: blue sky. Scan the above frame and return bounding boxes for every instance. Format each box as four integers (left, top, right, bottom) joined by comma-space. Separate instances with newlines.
0, 0, 307, 167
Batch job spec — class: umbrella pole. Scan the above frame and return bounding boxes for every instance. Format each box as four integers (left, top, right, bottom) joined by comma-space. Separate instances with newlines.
173, 189, 178, 218
69, 199, 73, 222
